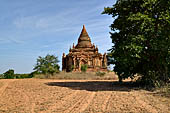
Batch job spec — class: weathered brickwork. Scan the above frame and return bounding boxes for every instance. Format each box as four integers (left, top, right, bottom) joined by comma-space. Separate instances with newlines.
62, 25, 107, 72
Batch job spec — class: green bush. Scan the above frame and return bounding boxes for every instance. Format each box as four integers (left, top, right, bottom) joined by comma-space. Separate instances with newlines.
96, 72, 106, 77
29, 71, 39, 78
3, 69, 15, 79
15, 74, 33, 79
81, 64, 88, 73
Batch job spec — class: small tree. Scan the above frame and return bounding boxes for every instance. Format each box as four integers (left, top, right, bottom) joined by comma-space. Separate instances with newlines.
34, 54, 60, 75
3, 69, 15, 79
81, 64, 88, 73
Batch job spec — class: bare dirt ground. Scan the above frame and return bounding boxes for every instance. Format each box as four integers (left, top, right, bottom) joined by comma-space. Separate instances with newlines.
0, 79, 169, 113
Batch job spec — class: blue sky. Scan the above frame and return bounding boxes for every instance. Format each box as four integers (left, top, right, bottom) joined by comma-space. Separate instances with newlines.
0, 0, 116, 74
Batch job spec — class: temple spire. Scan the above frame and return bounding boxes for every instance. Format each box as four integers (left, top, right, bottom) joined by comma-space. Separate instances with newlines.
82, 25, 87, 34
79, 25, 89, 38
76, 25, 92, 48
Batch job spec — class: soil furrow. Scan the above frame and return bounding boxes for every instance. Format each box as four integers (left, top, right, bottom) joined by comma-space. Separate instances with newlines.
70, 92, 96, 113
102, 92, 112, 112
0, 80, 16, 97
63, 91, 89, 113
45, 90, 79, 112
0, 79, 169, 113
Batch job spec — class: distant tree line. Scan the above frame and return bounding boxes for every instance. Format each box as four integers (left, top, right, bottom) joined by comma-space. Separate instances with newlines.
0, 69, 34, 79
0, 54, 60, 79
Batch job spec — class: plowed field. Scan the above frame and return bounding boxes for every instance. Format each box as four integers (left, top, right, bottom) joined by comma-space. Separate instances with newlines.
0, 79, 169, 113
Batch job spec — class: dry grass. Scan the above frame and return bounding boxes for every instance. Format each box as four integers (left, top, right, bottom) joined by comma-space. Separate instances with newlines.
0, 78, 170, 113
153, 84, 170, 98
34, 71, 118, 80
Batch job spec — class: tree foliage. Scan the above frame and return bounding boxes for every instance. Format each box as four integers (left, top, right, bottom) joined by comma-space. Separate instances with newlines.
103, 0, 170, 87
34, 54, 60, 75
3, 69, 15, 79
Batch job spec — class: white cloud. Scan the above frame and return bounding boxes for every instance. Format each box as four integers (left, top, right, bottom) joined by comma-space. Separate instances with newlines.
13, 0, 112, 33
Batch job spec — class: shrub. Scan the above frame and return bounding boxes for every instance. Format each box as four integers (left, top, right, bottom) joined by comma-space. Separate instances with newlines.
3, 69, 15, 79
96, 71, 106, 77
15, 74, 33, 79
29, 71, 39, 78
81, 64, 88, 73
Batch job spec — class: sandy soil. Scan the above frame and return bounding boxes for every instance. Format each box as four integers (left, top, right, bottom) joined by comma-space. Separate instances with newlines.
0, 79, 169, 113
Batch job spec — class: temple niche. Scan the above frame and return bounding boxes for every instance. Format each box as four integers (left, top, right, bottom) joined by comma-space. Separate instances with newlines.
62, 25, 107, 72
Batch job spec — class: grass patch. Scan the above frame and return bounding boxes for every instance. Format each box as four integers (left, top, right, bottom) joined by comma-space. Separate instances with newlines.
34, 74, 52, 79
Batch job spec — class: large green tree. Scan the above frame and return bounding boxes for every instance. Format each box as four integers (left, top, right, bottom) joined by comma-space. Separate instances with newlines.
34, 54, 60, 75
103, 0, 170, 86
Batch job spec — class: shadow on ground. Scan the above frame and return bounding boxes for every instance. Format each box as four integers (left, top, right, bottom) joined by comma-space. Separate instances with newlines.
45, 81, 141, 92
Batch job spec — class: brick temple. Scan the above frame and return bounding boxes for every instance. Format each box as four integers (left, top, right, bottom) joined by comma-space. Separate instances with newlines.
62, 25, 107, 72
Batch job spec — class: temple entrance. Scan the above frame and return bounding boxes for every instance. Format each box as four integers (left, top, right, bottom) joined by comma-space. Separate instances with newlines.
81, 59, 88, 65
